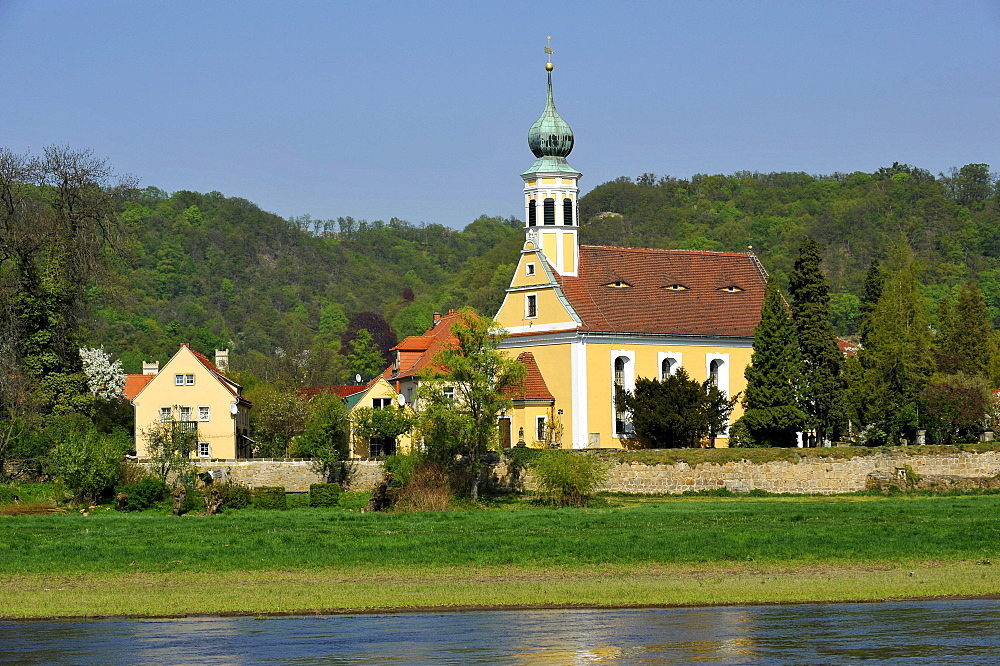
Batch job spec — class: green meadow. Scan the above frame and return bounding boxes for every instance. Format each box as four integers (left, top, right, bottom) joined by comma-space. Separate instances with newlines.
3, 493, 1000, 617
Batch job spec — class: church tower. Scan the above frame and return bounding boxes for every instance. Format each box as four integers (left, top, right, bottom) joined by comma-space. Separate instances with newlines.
522, 47, 581, 277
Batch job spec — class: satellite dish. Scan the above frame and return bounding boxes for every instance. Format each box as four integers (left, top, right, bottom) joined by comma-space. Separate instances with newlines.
396, 394, 406, 407
355, 373, 362, 384
230, 403, 238, 415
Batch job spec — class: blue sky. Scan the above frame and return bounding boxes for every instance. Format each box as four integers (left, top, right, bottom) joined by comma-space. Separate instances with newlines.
3, 1, 1000, 228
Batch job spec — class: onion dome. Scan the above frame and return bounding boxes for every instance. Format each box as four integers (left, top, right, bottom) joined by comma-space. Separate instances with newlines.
527, 68, 574, 159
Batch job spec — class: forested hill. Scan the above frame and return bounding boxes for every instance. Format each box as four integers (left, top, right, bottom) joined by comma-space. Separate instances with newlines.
91, 162, 1000, 383
580, 164, 1000, 333
91, 188, 523, 381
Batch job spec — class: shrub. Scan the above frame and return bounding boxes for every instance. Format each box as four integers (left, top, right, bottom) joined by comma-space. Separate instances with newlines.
309, 482, 341, 507
383, 453, 419, 489
252, 486, 287, 510
44, 421, 131, 503
217, 483, 251, 510
116, 477, 169, 511
180, 488, 204, 514
530, 452, 610, 507
393, 463, 452, 512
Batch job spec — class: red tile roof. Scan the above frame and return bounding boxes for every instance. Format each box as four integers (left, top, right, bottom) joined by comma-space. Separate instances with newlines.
504, 352, 554, 402
123, 374, 154, 401
837, 338, 859, 356
181, 343, 251, 406
555, 247, 768, 337
384, 311, 464, 381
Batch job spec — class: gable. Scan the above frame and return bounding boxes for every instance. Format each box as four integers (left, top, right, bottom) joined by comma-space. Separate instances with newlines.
556, 247, 768, 338
495, 242, 581, 333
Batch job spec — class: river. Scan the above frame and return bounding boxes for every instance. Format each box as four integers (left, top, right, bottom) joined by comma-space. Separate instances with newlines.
3, 599, 999, 664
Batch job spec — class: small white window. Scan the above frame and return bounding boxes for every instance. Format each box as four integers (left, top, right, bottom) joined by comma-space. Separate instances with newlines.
198, 442, 210, 458
535, 415, 547, 442
443, 387, 455, 402
184, 374, 195, 385
525, 293, 538, 319
179, 406, 192, 422
159, 407, 172, 422
175, 374, 184, 386
198, 406, 210, 422
526, 263, 536, 276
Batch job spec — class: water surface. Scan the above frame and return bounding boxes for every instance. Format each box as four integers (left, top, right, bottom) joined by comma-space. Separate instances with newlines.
3, 599, 999, 664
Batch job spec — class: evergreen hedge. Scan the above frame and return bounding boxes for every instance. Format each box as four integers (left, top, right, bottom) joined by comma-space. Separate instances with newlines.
218, 483, 251, 510
115, 478, 169, 512
309, 483, 341, 507
252, 486, 287, 510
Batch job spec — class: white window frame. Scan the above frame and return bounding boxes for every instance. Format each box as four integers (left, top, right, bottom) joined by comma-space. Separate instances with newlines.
179, 406, 192, 422
174, 374, 184, 386
610, 350, 636, 438
159, 406, 172, 423
525, 293, 538, 319
184, 374, 195, 386
526, 262, 536, 276
198, 406, 210, 422
198, 442, 210, 458
706, 353, 731, 436
443, 387, 455, 402
535, 414, 548, 442
658, 351, 682, 380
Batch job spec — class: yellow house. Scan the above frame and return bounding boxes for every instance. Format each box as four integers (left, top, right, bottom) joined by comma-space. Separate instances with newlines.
301, 377, 414, 459
130, 344, 252, 460
494, 60, 768, 449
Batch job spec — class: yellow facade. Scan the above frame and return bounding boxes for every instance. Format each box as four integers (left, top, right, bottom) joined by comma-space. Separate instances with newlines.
132, 345, 250, 460
496, 245, 755, 450
346, 377, 414, 459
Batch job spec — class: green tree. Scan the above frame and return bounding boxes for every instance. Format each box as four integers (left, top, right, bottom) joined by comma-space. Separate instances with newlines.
788, 237, 846, 444
936, 283, 996, 379
351, 405, 415, 457
246, 384, 309, 457
419, 308, 525, 501
854, 242, 934, 444
142, 420, 198, 483
618, 368, 737, 448
295, 393, 350, 481
346, 329, 387, 381
45, 418, 131, 502
738, 279, 806, 447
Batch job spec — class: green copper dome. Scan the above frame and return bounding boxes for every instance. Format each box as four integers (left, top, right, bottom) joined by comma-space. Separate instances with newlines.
527, 71, 574, 159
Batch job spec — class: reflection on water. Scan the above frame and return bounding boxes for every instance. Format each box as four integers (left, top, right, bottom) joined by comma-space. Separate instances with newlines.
2, 599, 1000, 664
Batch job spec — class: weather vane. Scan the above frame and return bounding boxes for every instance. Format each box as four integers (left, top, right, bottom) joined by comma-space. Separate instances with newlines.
545, 36, 554, 71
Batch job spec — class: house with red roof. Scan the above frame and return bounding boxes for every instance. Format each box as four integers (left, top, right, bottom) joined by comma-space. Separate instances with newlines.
130, 344, 252, 460
493, 59, 768, 448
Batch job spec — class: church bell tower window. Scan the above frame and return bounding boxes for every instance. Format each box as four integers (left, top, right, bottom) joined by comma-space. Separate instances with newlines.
563, 198, 573, 225
543, 198, 555, 225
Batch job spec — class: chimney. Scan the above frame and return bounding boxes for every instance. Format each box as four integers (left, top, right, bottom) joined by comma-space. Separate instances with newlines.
142, 361, 159, 376
215, 349, 230, 371
448, 308, 455, 315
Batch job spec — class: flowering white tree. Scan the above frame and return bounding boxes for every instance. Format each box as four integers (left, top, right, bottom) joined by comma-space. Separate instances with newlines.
79, 347, 126, 401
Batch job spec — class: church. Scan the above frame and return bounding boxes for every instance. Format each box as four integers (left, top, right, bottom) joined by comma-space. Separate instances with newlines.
493, 57, 769, 449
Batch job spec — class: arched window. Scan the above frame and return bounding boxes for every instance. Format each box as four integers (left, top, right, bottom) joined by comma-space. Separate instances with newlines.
614, 356, 626, 435
543, 198, 555, 225
563, 198, 573, 225
528, 200, 536, 226
709, 359, 722, 387
661, 357, 676, 380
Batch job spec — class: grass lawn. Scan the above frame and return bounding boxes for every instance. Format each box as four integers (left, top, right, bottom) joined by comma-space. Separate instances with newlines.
2, 493, 1000, 617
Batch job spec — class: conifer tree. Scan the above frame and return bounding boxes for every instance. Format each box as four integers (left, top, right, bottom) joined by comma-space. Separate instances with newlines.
856, 241, 934, 443
788, 237, 845, 444
738, 279, 806, 447
936, 283, 996, 379
859, 258, 884, 350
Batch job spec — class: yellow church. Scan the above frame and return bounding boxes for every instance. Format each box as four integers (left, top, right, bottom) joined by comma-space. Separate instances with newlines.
494, 58, 768, 449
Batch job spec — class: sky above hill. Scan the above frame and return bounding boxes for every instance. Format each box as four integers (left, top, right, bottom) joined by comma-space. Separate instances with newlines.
3, 1, 1000, 229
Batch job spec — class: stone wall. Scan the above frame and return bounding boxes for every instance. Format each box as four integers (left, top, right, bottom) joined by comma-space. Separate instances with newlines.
500, 450, 1000, 495
141, 450, 1000, 495
140, 459, 386, 493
